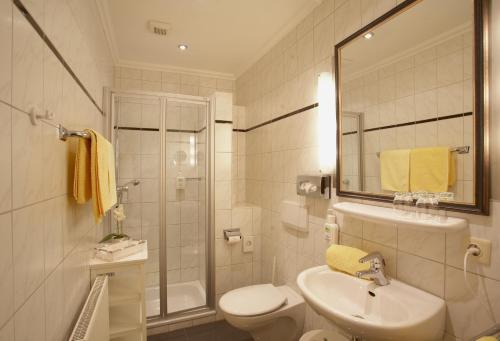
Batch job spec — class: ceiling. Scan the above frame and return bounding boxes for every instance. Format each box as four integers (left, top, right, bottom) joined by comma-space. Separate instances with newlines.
341, 0, 472, 78
100, 0, 319, 78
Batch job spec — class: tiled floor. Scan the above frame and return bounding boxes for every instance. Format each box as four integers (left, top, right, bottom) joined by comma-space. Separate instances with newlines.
148, 321, 254, 341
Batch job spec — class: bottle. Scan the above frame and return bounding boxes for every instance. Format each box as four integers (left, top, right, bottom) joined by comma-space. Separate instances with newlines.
324, 208, 339, 244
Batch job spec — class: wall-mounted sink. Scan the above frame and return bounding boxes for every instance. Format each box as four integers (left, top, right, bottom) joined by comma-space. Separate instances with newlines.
297, 265, 445, 341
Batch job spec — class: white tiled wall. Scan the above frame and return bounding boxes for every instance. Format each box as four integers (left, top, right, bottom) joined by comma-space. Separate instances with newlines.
341, 32, 474, 200
114, 66, 234, 96
235, 0, 500, 340
0, 0, 113, 340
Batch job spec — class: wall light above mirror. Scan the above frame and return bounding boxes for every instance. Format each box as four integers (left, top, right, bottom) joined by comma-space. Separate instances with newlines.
334, 0, 489, 214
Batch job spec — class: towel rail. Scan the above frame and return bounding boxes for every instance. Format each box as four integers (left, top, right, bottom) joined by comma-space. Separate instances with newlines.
59, 124, 91, 141
376, 146, 470, 157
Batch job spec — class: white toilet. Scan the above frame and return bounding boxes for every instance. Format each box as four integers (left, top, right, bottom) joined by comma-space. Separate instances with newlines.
219, 284, 305, 341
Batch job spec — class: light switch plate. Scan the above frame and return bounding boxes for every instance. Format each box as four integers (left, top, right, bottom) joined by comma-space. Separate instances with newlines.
470, 237, 491, 264
243, 236, 254, 253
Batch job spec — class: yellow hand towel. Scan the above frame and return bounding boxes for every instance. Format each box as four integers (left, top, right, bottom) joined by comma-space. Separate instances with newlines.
88, 129, 117, 223
325, 245, 370, 276
410, 147, 454, 192
380, 149, 410, 192
476, 337, 497, 341
73, 137, 92, 204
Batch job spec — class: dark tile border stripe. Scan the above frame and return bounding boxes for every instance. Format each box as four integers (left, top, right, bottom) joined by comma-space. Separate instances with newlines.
342, 112, 473, 136
233, 103, 319, 133
114, 126, 159, 132
114, 126, 207, 134
14, 0, 103, 114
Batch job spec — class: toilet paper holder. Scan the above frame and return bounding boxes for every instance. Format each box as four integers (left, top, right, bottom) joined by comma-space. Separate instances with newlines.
223, 228, 241, 241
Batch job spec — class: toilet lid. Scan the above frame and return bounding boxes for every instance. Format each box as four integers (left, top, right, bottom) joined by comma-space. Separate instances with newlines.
219, 284, 287, 316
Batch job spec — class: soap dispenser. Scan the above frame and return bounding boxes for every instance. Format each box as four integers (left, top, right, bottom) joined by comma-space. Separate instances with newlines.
324, 208, 339, 244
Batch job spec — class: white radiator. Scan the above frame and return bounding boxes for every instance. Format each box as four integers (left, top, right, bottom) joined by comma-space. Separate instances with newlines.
69, 275, 110, 341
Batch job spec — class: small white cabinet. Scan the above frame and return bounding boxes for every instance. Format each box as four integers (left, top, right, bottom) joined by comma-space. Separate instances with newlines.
90, 244, 148, 341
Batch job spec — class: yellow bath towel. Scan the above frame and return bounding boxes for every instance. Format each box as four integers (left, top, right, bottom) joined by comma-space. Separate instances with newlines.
326, 245, 370, 276
88, 129, 117, 223
410, 147, 456, 192
380, 149, 410, 192
73, 137, 92, 204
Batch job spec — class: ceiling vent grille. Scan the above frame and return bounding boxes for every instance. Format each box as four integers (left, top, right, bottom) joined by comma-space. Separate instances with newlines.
148, 20, 171, 36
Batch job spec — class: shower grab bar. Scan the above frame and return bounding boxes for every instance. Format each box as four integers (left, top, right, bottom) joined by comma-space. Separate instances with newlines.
58, 124, 91, 141
376, 145, 470, 157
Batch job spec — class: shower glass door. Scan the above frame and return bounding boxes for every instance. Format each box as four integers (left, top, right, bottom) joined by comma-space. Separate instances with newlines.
164, 99, 208, 314
111, 90, 213, 322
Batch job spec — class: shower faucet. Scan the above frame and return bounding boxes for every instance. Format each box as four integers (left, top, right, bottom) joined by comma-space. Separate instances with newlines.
117, 179, 140, 205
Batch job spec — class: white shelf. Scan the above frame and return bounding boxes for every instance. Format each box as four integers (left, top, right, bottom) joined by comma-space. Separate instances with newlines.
110, 323, 141, 339
90, 245, 148, 270
333, 202, 467, 232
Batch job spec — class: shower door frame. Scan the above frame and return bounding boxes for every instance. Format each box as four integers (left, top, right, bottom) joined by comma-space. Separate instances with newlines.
106, 88, 216, 328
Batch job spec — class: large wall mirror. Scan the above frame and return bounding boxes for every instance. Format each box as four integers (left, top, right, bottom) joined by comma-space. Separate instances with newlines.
335, 0, 489, 214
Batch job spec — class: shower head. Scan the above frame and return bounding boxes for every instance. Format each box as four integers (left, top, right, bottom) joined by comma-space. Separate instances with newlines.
123, 179, 140, 187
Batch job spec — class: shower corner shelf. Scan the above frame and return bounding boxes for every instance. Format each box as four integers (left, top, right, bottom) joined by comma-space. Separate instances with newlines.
332, 202, 467, 232
91, 242, 148, 341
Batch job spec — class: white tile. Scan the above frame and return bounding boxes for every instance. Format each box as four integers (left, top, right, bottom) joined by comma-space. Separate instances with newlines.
398, 228, 445, 262
215, 181, 231, 209
13, 203, 45, 310
44, 265, 64, 341
0, 102, 11, 212
167, 247, 180, 270
181, 245, 199, 268
43, 198, 64, 275
0, 212, 13, 328
141, 131, 160, 155
215, 123, 232, 153
12, 7, 43, 113
437, 51, 463, 87
414, 60, 437, 93
121, 67, 142, 80
140, 155, 160, 178
396, 251, 444, 297
14, 284, 45, 341
437, 82, 464, 116
141, 202, 159, 227
0, 0, 12, 103
314, 14, 334, 63
445, 266, 500, 340
215, 153, 231, 181
0, 319, 13, 341
12, 115, 44, 210
215, 92, 233, 121
334, 0, 361, 44
362, 222, 396, 248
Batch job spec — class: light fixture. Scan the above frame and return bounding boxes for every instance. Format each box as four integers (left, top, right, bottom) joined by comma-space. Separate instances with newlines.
178, 44, 188, 51
363, 31, 374, 40
317, 72, 336, 174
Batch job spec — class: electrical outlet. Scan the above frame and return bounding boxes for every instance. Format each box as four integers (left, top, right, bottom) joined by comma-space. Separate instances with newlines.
469, 237, 491, 264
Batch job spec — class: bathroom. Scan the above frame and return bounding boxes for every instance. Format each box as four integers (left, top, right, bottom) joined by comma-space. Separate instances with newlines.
0, 0, 499, 340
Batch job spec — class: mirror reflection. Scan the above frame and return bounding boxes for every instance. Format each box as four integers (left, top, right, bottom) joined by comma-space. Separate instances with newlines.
338, 0, 474, 204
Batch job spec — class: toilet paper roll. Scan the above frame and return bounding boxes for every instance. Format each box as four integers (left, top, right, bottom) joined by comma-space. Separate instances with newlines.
226, 236, 241, 244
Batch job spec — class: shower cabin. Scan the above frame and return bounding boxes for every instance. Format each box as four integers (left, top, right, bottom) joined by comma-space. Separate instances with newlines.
105, 89, 215, 326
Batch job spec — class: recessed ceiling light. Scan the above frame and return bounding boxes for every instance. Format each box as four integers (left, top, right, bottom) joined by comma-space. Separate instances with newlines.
363, 32, 374, 40
178, 44, 188, 51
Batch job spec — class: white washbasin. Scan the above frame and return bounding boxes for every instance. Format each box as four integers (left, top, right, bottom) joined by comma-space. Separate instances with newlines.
297, 265, 445, 341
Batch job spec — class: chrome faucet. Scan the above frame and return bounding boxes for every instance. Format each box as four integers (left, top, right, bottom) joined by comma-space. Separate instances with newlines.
356, 252, 390, 286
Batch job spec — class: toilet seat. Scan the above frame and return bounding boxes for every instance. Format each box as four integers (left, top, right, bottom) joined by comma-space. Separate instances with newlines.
219, 284, 287, 316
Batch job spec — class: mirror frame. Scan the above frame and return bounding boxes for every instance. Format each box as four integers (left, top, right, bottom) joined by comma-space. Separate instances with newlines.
334, 0, 490, 215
